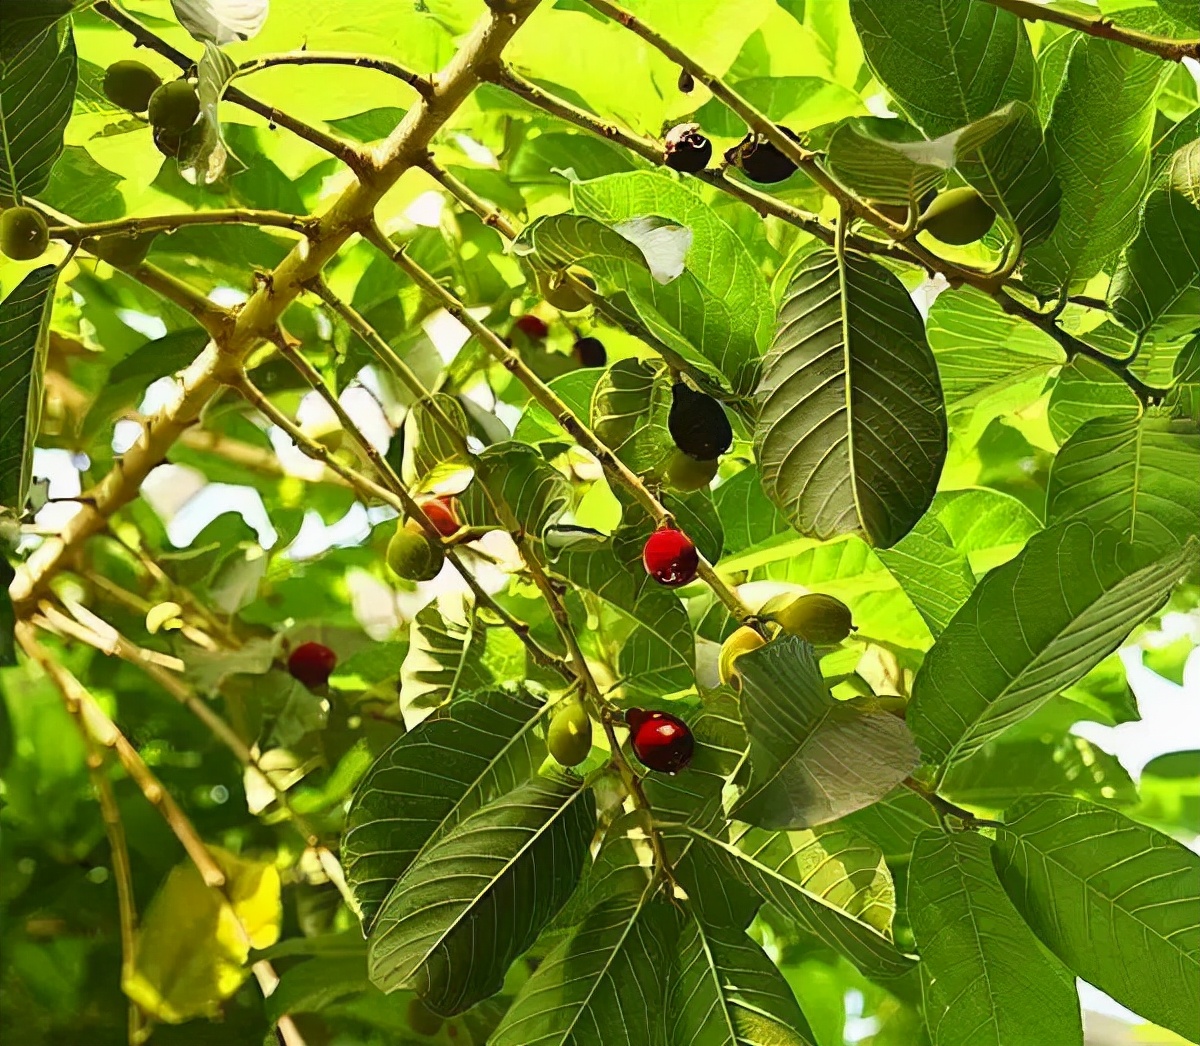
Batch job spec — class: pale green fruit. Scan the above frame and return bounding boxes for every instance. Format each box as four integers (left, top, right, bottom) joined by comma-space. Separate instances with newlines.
0, 207, 49, 260
547, 700, 593, 767
761, 592, 853, 645
919, 187, 995, 245
664, 450, 719, 492
386, 522, 444, 582
148, 80, 200, 134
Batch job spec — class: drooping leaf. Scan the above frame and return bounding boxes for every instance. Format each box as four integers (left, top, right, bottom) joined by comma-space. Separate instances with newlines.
170, 0, 269, 45
0, 18, 76, 199
909, 522, 1197, 770
908, 830, 1083, 1046
1046, 412, 1200, 553
402, 393, 470, 490
756, 248, 945, 549
367, 774, 596, 1011
342, 688, 549, 932
470, 440, 571, 540
1023, 38, 1165, 295
399, 596, 491, 723
826, 104, 1017, 208
995, 795, 1200, 1041
849, 0, 1060, 244
733, 636, 919, 829
0, 266, 56, 514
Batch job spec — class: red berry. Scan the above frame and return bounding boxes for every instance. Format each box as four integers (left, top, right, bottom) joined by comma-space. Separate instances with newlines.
419, 495, 460, 538
642, 528, 699, 587
514, 314, 549, 340
626, 708, 694, 774
287, 642, 337, 689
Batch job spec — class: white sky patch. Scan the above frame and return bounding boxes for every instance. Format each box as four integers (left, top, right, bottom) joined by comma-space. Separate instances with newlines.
116, 309, 167, 340
209, 285, 249, 308
404, 190, 446, 228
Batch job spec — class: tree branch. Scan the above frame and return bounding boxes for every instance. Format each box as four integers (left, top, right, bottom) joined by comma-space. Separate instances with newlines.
50, 208, 320, 242
233, 52, 434, 100
12, 0, 545, 615
980, 0, 1200, 62
92, 1, 366, 171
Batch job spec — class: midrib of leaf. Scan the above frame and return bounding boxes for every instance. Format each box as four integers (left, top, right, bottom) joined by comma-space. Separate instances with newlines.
686, 909, 739, 1045
381, 781, 588, 976
836, 245, 867, 541
406, 700, 550, 875
0, 91, 17, 196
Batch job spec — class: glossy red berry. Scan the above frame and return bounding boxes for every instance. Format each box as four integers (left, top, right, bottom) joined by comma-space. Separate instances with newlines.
287, 642, 337, 689
514, 314, 549, 340
626, 708, 695, 774
643, 528, 699, 587
419, 495, 460, 538
573, 336, 607, 368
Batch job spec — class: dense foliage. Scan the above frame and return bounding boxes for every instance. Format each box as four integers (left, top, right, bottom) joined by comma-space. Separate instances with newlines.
1, 1, 1199, 1044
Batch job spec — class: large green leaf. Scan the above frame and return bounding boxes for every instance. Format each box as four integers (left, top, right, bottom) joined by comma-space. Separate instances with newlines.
399, 597, 491, 722
1024, 39, 1165, 295
712, 466, 792, 556
995, 796, 1200, 1041
341, 688, 549, 932
571, 170, 775, 354
849, 0, 1059, 244
367, 774, 595, 1010
0, 266, 56, 514
0, 18, 76, 198
756, 248, 946, 549
733, 636, 919, 828
826, 105, 1016, 208
908, 830, 1082, 1046
490, 884, 680, 1046
925, 286, 1064, 407
690, 826, 914, 980
1045, 356, 1141, 444
1046, 412, 1200, 553
909, 522, 1196, 771
588, 358, 673, 475
471, 440, 571, 539
1110, 141, 1200, 340
876, 513, 976, 637
401, 393, 470, 489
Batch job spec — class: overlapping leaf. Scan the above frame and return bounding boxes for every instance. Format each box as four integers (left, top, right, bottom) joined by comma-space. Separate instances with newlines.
733, 636, 919, 829
909, 522, 1197, 770
470, 440, 571, 539
368, 774, 595, 1011
1047, 412, 1200, 553
1045, 356, 1141, 444
877, 513, 977, 637
402, 393, 470, 489
995, 795, 1200, 1041
399, 596, 491, 722
342, 688, 549, 932
909, 830, 1083, 1046
756, 248, 945, 549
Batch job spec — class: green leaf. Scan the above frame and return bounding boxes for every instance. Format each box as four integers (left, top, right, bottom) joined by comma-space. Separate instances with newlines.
402, 393, 469, 490
908, 830, 1082, 1046
588, 358, 673, 474
1024, 39, 1165, 295
713, 465, 792, 556
0, 19, 76, 198
367, 774, 596, 1011
1110, 142, 1200, 340
472, 440, 571, 539
932, 488, 1041, 575
876, 514, 977, 637
849, 0, 1059, 244
909, 522, 1197, 771
399, 596, 491, 722
1047, 412, 1200, 553
995, 795, 1200, 1041
0, 266, 56, 514
733, 637, 919, 829
1045, 356, 1141, 444
490, 884, 680, 1046
342, 688, 549, 933
670, 906, 816, 1046
839, 787, 939, 864
571, 170, 775, 353
757, 248, 946, 549
690, 826, 914, 980
178, 42, 245, 186
925, 286, 1064, 407
694, 75, 867, 138
520, 212, 755, 393
826, 105, 1017, 208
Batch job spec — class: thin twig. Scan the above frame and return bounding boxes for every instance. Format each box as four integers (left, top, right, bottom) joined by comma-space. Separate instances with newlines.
233, 52, 434, 99
903, 776, 1003, 830
50, 208, 320, 242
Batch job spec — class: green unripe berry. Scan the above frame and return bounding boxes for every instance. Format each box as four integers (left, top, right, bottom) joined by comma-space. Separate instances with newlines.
0, 207, 49, 261
538, 268, 596, 313
718, 625, 766, 687
148, 80, 200, 135
664, 450, 719, 492
103, 60, 162, 113
386, 522, 444, 582
919, 187, 996, 245
547, 700, 593, 767
761, 592, 854, 645
86, 232, 156, 268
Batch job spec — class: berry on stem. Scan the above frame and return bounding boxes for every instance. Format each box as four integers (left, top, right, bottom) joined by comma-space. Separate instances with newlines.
148, 80, 200, 135
726, 127, 803, 184
287, 642, 337, 689
919, 187, 996, 245
760, 592, 854, 645
573, 336, 607, 368
643, 527, 699, 587
0, 207, 50, 261
626, 708, 694, 774
547, 700, 593, 767
668, 382, 732, 461
514, 314, 549, 340
387, 520, 445, 582
103, 60, 162, 113
663, 123, 712, 174
418, 495, 460, 539
664, 450, 718, 492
